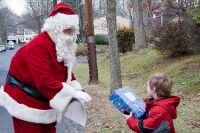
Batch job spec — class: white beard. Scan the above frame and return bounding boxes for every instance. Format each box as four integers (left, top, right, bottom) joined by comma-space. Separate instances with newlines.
50, 32, 77, 67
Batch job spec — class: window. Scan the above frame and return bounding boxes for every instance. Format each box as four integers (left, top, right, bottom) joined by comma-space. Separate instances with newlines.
102, 23, 107, 29
117, 23, 120, 28
26, 37, 32, 40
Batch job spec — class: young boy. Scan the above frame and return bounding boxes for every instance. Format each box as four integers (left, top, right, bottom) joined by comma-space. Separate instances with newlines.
123, 73, 180, 133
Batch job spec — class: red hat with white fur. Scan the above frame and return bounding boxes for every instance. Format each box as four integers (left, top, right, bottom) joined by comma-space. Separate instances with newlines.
41, 2, 79, 34
48, 2, 75, 17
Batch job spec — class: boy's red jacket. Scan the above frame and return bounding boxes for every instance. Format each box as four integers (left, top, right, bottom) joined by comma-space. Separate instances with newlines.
127, 96, 180, 133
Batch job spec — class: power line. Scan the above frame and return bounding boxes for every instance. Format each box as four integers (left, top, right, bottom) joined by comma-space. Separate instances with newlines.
5, 0, 54, 28
6, 12, 48, 28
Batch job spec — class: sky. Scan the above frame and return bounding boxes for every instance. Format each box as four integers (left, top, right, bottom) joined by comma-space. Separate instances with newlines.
6, 0, 26, 16
5, 0, 61, 16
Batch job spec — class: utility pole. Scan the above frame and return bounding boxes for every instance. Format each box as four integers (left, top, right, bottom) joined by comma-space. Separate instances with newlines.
84, 0, 98, 83
53, 0, 57, 7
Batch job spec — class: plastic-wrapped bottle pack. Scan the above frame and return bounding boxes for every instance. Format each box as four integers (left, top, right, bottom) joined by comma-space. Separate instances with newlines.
109, 86, 146, 119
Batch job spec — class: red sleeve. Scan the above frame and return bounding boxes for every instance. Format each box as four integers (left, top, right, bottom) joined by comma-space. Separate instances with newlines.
142, 106, 163, 129
127, 117, 142, 133
127, 106, 164, 132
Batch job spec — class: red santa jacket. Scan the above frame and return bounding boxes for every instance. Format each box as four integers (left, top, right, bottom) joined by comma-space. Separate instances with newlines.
0, 32, 82, 124
127, 96, 180, 133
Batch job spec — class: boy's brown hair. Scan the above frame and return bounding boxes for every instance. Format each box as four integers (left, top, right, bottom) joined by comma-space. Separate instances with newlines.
148, 73, 173, 97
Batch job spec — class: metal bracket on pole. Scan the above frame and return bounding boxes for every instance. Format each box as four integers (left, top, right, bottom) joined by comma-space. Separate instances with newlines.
87, 36, 95, 44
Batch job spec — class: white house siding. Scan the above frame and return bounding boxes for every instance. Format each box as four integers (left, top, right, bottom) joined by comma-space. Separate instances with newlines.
7, 35, 18, 44
23, 29, 37, 43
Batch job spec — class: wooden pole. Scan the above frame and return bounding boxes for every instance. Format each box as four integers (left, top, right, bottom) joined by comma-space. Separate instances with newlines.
53, 0, 57, 7
84, 0, 98, 83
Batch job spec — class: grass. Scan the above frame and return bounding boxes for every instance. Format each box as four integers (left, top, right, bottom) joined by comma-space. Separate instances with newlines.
73, 46, 200, 133
76, 44, 108, 60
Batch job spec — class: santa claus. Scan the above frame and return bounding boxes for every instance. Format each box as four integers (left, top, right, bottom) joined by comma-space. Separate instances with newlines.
0, 2, 91, 133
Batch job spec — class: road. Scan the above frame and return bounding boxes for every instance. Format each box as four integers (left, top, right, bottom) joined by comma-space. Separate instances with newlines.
0, 44, 85, 133
0, 45, 19, 133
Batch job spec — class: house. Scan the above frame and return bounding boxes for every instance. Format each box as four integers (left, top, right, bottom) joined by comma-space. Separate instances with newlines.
7, 35, 18, 44
17, 35, 25, 43
94, 16, 130, 35
6, 29, 37, 44
7, 34, 25, 44
23, 29, 37, 43
143, 7, 182, 35
152, 8, 182, 27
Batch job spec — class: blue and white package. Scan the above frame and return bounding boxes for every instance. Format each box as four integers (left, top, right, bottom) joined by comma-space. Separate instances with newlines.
109, 86, 146, 119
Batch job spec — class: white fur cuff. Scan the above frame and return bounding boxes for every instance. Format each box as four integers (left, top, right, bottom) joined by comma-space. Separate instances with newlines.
50, 83, 75, 112
70, 80, 83, 91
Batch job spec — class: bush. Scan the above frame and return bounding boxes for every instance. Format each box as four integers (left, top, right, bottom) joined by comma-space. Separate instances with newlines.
76, 35, 86, 44
146, 36, 157, 43
117, 27, 135, 53
18, 39, 21, 44
191, 23, 200, 54
95, 34, 108, 45
76, 45, 88, 56
155, 19, 195, 57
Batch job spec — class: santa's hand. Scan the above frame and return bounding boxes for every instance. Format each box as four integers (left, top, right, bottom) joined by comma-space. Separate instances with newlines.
73, 91, 91, 102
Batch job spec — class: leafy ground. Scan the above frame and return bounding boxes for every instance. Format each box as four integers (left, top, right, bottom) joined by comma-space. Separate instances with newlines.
73, 46, 200, 133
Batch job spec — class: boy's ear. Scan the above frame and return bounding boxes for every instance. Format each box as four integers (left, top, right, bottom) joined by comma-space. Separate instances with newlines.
152, 86, 156, 92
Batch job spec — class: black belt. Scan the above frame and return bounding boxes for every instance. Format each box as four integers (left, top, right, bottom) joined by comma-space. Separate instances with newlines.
6, 73, 49, 102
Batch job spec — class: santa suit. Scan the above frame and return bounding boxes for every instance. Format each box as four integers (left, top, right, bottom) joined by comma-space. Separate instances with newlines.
0, 3, 88, 133
1, 31, 80, 123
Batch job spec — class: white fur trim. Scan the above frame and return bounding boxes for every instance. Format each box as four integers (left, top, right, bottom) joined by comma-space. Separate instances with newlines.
50, 82, 75, 112
66, 64, 73, 84
57, 112, 62, 123
41, 13, 79, 34
70, 80, 83, 91
0, 86, 57, 124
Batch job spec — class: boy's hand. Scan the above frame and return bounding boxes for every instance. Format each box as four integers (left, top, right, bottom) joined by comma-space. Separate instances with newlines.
122, 111, 133, 120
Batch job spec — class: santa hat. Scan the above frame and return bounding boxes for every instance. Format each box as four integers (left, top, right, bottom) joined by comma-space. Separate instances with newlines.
41, 2, 79, 34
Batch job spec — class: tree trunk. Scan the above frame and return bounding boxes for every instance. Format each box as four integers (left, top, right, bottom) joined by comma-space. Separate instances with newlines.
132, 0, 147, 51
147, 0, 153, 36
129, 10, 134, 28
106, 0, 122, 94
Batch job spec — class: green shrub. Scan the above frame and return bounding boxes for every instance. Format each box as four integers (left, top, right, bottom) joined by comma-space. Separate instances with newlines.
76, 35, 86, 44
18, 39, 21, 44
117, 27, 135, 53
95, 34, 108, 45
155, 19, 195, 57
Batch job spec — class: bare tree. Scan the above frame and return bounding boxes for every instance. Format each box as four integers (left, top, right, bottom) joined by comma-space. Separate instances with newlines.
0, 0, 4, 6
24, 0, 53, 34
127, 1, 134, 28
143, 0, 165, 36
0, 6, 18, 44
166, 0, 197, 18
106, 0, 122, 93
116, 0, 129, 17
131, 0, 147, 51
92, 0, 107, 18
93, 0, 129, 19
0, 7, 7, 44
